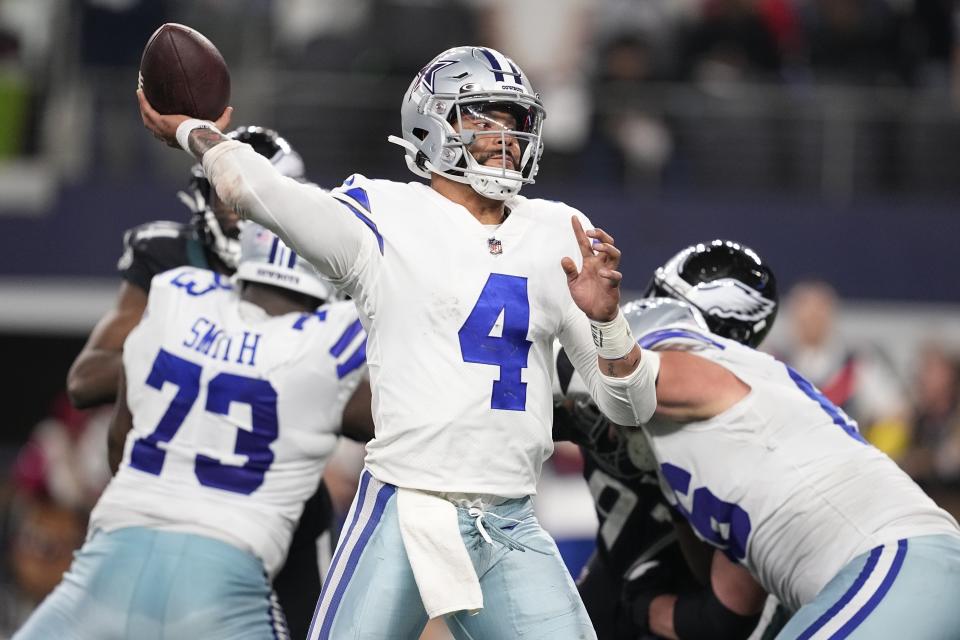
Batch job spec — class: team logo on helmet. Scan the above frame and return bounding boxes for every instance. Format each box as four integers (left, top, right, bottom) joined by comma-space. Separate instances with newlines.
417, 60, 457, 94
683, 279, 776, 322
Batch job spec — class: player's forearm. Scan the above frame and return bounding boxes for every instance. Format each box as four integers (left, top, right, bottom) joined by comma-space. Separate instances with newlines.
561, 322, 659, 426
649, 594, 680, 639
598, 344, 641, 377
66, 349, 122, 408
186, 127, 362, 282
108, 371, 133, 474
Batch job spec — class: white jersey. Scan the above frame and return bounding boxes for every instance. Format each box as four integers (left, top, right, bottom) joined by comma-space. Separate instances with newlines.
630, 302, 960, 612
90, 267, 366, 575
202, 141, 647, 498
328, 175, 610, 497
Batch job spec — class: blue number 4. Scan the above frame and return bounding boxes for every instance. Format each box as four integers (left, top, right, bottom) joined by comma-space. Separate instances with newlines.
459, 274, 532, 411
129, 349, 279, 495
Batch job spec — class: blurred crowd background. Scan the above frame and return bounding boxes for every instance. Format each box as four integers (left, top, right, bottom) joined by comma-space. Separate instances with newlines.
0, 0, 958, 636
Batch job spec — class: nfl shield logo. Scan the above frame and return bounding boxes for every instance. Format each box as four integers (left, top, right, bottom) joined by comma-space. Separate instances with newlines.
488, 237, 503, 255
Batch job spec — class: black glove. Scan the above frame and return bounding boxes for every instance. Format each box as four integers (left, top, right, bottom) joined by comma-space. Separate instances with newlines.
614, 558, 675, 639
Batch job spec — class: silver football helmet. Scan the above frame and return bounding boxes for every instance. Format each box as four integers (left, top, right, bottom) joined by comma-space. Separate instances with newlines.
388, 46, 546, 200
236, 223, 335, 302
179, 126, 306, 270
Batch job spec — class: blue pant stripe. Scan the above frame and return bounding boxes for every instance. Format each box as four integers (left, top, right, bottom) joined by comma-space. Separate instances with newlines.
266, 588, 288, 640
307, 471, 372, 640
796, 545, 883, 640
832, 539, 908, 639
318, 481, 396, 640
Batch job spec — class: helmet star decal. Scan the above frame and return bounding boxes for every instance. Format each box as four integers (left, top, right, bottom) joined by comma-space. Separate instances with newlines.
417, 60, 457, 94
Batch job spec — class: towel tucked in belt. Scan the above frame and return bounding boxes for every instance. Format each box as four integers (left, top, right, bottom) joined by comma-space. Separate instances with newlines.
396, 487, 484, 618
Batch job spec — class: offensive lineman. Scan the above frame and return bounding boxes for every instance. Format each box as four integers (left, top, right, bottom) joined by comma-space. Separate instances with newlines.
16, 224, 368, 639
64, 127, 370, 638
67, 126, 296, 409
140, 45, 663, 640
555, 240, 791, 639
590, 240, 960, 639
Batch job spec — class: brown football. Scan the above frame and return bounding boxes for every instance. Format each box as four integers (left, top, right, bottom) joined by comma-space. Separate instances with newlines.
139, 23, 230, 121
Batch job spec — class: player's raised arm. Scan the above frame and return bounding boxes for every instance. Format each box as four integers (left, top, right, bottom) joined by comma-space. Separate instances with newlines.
137, 91, 368, 283
560, 215, 660, 426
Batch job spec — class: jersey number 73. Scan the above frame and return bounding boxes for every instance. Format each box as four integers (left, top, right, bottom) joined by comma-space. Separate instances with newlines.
128, 349, 278, 495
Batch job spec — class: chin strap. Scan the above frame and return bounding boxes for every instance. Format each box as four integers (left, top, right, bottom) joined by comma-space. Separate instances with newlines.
468, 174, 520, 201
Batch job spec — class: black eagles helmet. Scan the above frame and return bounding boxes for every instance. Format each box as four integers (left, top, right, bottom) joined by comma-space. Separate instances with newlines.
644, 240, 778, 348
179, 126, 305, 270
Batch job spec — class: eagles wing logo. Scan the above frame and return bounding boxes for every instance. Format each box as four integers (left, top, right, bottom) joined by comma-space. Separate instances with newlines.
686, 279, 774, 322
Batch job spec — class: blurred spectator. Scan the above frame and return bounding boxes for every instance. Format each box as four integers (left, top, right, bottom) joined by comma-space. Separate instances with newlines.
0, 496, 86, 635
776, 280, 911, 456
0, 27, 28, 160
475, 0, 595, 152
682, 0, 784, 87
0, 394, 111, 636
580, 34, 674, 186
271, 0, 372, 67
0, 0, 62, 160
901, 345, 960, 485
906, 0, 955, 85
799, 0, 913, 85
80, 0, 169, 68
10, 395, 111, 511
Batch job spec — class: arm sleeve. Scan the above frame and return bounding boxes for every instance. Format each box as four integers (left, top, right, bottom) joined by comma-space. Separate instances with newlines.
553, 206, 658, 426
201, 140, 375, 286
558, 305, 659, 427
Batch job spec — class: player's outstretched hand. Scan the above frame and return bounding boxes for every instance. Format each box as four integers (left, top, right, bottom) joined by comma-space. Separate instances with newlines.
561, 216, 623, 322
137, 89, 232, 148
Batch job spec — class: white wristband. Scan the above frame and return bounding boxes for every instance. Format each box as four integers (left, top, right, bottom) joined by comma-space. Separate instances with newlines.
590, 308, 636, 360
176, 118, 219, 153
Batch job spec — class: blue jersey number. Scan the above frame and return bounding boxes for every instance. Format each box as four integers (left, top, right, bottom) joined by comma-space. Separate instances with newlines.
661, 462, 752, 561
129, 349, 279, 494
459, 274, 532, 411
786, 365, 866, 443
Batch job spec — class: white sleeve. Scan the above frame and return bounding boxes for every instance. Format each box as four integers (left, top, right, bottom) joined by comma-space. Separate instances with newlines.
201, 140, 375, 285
557, 302, 660, 427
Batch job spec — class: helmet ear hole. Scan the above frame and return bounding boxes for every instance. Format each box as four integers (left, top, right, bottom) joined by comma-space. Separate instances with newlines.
412, 128, 428, 141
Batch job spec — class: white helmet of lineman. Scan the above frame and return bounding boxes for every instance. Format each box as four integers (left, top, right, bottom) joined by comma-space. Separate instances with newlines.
388, 46, 546, 200
235, 223, 335, 302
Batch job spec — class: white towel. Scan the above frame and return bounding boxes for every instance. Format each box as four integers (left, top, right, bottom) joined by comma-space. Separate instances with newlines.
396, 487, 484, 618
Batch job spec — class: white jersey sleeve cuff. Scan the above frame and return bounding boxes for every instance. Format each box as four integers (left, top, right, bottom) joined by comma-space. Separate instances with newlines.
597, 349, 660, 425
